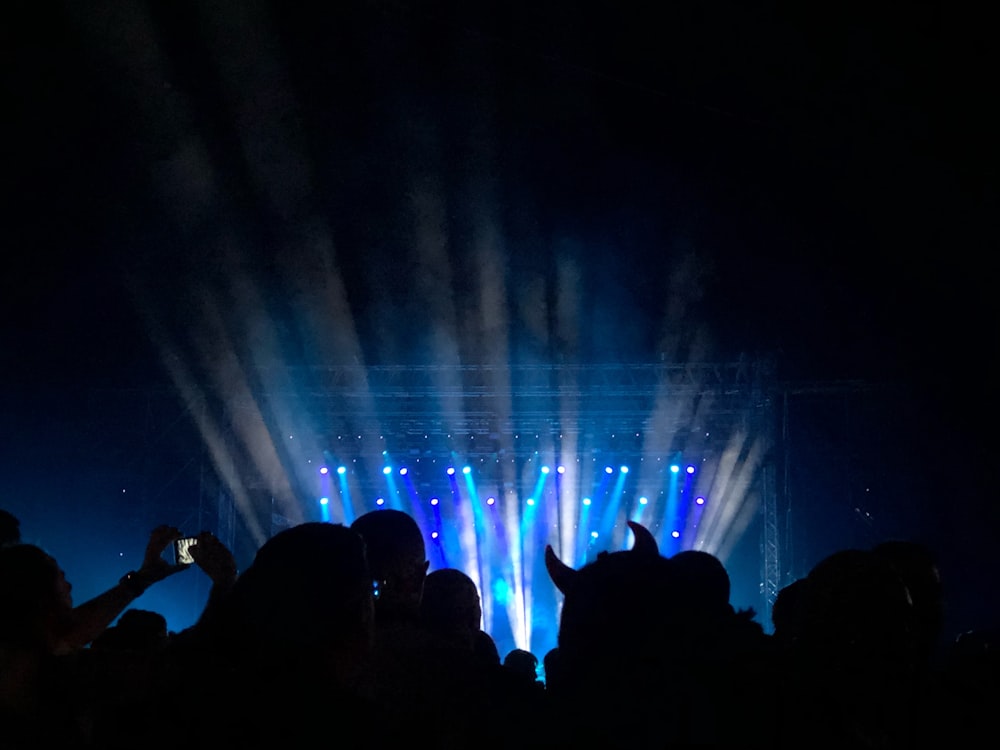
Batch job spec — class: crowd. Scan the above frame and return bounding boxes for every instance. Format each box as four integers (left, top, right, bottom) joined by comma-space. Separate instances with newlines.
1, 505, 997, 748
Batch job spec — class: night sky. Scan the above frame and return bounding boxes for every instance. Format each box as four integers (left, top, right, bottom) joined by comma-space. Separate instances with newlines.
3, 2, 996, 642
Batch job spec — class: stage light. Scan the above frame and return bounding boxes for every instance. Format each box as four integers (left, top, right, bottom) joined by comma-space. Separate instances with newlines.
582, 498, 591, 506
696, 497, 705, 505
686, 465, 696, 474
541, 466, 550, 474
590, 531, 599, 539
557, 466, 565, 474
671, 530, 680, 538
319, 467, 329, 475
399, 467, 408, 476
620, 465, 629, 474
486, 497, 496, 506
376, 498, 385, 506
670, 465, 680, 473
447, 467, 456, 476
527, 498, 535, 506
431, 531, 439, 539
605, 466, 613, 474
382, 466, 392, 475
462, 466, 471, 475
337, 466, 346, 475
430, 497, 439, 506
639, 496, 648, 505
319, 497, 329, 505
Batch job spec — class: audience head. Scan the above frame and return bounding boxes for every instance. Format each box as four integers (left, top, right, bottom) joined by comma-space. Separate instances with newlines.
546, 522, 676, 694
772, 577, 809, 643
872, 539, 944, 659
671, 549, 734, 621
502, 648, 539, 682
350, 509, 428, 620
216, 522, 375, 671
0, 543, 74, 653
798, 548, 915, 666
0, 509, 21, 547
90, 608, 170, 653
420, 567, 482, 649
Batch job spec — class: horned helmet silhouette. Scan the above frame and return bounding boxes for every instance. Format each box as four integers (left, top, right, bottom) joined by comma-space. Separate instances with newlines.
543, 520, 660, 595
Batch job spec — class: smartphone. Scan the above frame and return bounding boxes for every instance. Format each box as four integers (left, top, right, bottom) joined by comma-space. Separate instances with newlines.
173, 536, 198, 565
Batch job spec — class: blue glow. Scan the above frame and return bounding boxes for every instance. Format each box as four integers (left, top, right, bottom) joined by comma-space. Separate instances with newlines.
493, 577, 511, 605
399, 467, 408, 476
431, 531, 439, 539
605, 466, 613, 474
541, 466, 550, 474
319, 497, 329, 505
557, 466, 566, 474
447, 467, 456, 476
671, 530, 680, 538
590, 531, 599, 539
376, 497, 385, 506
686, 465, 696, 474
670, 465, 680, 473
486, 497, 495, 506
696, 497, 705, 505
430, 497, 439, 506
583, 498, 591, 506
462, 466, 471, 475
620, 465, 629, 474
337, 466, 346, 475
382, 466, 392, 475
319, 467, 328, 475
639, 496, 648, 505
527, 498, 535, 506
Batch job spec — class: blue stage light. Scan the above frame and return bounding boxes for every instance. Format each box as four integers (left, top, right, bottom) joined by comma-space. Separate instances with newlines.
696, 496, 705, 505
319, 497, 329, 505
319, 467, 329, 475
557, 466, 566, 474
670, 465, 680, 473
686, 465, 696, 474
582, 498, 591, 506
337, 466, 347, 475
590, 531, 599, 539
639, 496, 648, 505
431, 531, 439, 539
527, 498, 535, 506
376, 497, 385, 506
382, 466, 392, 475
447, 467, 456, 476
605, 466, 613, 474
671, 530, 680, 538
399, 467, 408, 476
486, 497, 496, 506
462, 466, 472, 475
620, 465, 629, 474
430, 497, 439, 506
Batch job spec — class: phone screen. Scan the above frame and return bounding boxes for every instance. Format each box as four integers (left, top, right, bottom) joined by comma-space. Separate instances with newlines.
174, 537, 198, 565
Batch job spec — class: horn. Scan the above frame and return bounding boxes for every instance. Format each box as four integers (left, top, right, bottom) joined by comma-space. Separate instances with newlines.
544, 544, 577, 595
627, 520, 659, 557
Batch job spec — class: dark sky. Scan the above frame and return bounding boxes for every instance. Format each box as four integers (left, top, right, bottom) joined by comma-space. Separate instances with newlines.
2, 1, 996, 635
